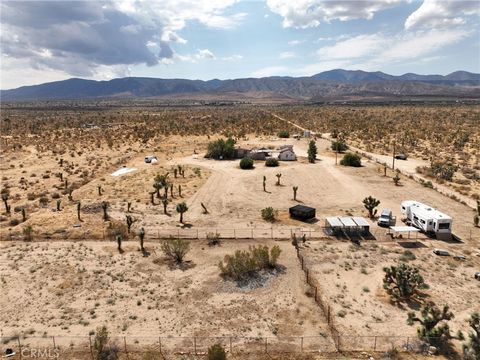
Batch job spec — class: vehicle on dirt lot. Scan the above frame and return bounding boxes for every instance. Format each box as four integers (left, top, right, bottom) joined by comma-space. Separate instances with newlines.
395, 154, 408, 160
433, 248, 450, 256
378, 209, 395, 227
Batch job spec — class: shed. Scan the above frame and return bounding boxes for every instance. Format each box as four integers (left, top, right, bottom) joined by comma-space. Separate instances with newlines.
289, 205, 316, 221
278, 147, 297, 161
339, 217, 357, 228
352, 217, 370, 233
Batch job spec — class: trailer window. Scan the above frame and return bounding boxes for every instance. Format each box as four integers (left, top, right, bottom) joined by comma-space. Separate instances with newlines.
438, 223, 450, 230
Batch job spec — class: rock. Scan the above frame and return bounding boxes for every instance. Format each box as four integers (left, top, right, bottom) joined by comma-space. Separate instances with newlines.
428, 345, 437, 355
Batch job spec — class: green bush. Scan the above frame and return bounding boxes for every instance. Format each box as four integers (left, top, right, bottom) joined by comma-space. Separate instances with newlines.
208, 344, 226, 360
218, 245, 282, 281
261, 207, 276, 222
205, 138, 236, 160
239, 157, 254, 169
278, 131, 290, 138
265, 158, 279, 167
340, 153, 361, 167
331, 140, 348, 152
161, 239, 190, 263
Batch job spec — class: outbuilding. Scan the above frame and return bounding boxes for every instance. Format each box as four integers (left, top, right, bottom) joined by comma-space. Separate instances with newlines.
278, 146, 297, 161
289, 205, 316, 221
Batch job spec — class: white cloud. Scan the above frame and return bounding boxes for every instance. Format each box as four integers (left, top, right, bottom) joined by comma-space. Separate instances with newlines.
267, 0, 403, 28
280, 51, 296, 59
317, 34, 385, 59
405, 0, 480, 29
220, 54, 243, 61
251, 66, 289, 77
288, 40, 305, 46
195, 49, 216, 60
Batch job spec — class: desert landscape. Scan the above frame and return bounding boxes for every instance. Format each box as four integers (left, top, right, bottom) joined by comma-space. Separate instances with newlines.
0, 101, 479, 359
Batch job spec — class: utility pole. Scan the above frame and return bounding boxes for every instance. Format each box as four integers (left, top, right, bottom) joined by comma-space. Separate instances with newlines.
392, 140, 396, 171
335, 148, 338, 165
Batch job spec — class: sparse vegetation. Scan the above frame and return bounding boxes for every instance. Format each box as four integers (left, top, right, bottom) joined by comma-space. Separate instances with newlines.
161, 238, 190, 264
340, 153, 361, 167
261, 207, 277, 222
383, 263, 427, 301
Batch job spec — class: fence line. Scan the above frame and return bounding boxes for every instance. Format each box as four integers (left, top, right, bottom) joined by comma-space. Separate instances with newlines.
0, 334, 428, 356
2, 226, 401, 242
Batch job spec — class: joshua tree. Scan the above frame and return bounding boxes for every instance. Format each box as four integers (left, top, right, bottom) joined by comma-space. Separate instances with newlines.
174, 168, 178, 178
56, 199, 61, 211
127, 202, 132, 212
383, 263, 427, 301
97, 185, 102, 196
276, 173, 282, 186
407, 302, 454, 347
102, 201, 109, 221
363, 196, 380, 218
59, 172, 63, 181
2, 193, 11, 214
263, 176, 267, 192
125, 214, 136, 233
293, 186, 298, 201
68, 188, 73, 201
178, 184, 182, 197
201, 202, 209, 214
176, 202, 188, 223
462, 312, 479, 360
393, 172, 401, 186
77, 201, 81, 221
23, 225, 33, 241
150, 191, 155, 205
21, 208, 26, 222
153, 173, 169, 199
308, 140, 317, 163
162, 197, 169, 215
138, 227, 145, 252
116, 234, 122, 252
170, 184, 174, 198
64, 179, 68, 189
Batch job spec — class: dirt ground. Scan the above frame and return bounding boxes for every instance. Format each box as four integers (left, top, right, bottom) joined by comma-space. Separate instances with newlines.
0, 239, 332, 342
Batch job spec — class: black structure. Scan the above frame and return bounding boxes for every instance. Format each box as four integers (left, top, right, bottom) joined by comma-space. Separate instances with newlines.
289, 205, 316, 221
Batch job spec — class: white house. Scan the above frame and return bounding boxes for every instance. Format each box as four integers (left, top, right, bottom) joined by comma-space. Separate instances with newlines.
278, 146, 297, 161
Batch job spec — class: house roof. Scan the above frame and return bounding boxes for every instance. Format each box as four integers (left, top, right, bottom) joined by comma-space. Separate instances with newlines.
290, 204, 315, 212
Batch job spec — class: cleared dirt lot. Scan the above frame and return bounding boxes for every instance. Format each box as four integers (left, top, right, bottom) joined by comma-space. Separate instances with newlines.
0, 239, 332, 344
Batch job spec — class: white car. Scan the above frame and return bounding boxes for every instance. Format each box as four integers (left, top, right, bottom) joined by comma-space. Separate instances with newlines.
433, 248, 450, 256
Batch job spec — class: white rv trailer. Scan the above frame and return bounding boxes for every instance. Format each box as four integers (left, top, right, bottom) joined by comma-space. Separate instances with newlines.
401, 200, 452, 238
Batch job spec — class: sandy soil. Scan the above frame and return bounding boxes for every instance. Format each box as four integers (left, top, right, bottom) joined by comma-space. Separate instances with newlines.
0, 239, 331, 341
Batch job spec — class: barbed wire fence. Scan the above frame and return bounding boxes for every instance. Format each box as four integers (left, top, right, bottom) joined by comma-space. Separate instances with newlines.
1, 334, 427, 358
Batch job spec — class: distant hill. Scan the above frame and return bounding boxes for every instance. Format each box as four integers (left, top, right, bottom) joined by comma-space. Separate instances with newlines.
1, 69, 479, 101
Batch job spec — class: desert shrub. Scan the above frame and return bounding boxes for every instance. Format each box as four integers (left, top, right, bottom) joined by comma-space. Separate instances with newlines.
239, 156, 254, 169
105, 221, 128, 241
208, 344, 226, 360
93, 325, 118, 360
206, 232, 220, 246
340, 153, 361, 167
205, 138, 235, 160
331, 140, 349, 152
461, 312, 479, 360
277, 131, 290, 138
261, 207, 276, 222
9, 218, 20, 226
161, 239, 190, 263
218, 245, 282, 281
399, 250, 416, 262
265, 157, 279, 167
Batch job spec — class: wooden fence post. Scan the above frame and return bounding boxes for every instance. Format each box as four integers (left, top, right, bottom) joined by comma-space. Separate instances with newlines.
159, 337, 162, 354
17, 337, 22, 360
89, 335, 94, 360
373, 336, 377, 351
301, 337, 303, 352
123, 337, 127, 356
194, 337, 197, 354
264, 338, 268, 353
314, 286, 318, 301
229, 337, 232, 353
52, 336, 56, 349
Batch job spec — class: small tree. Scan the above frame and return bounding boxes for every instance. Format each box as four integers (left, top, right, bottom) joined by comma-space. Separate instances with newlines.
116, 234, 123, 252
21, 208, 26, 222
462, 312, 480, 360
162, 197, 169, 215
363, 196, 380, 218
393, 172, 401, 186
331, 140, 348, 152
240, 156, 254, 169
383, 263, 427, 301
125, 214, 136, 233
97, 185, 102, 196
1, 193, 11, 214
307, 140, 317, 163
265, 157, 279, 167
23, 225, 33, 241
56, 199, 61, 211
293, 186, 298, 201
277, 131, 290, 138
138, 227, 145, 252
161, 239, 190, 263
176, 202, 188, 223
77, 201, 81, 221
275, 173, 282, 185
102, 201, 109, 221
263, 176, 267, 192
407, 302, 454, 347
208, 344, 226, 360
93, 325, 118, 360
340, 153, 361, 167
474, 201, 480, 227
261, 207, 276, 222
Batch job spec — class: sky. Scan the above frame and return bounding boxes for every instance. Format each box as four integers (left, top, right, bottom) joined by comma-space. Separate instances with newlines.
1, 0, 479, 89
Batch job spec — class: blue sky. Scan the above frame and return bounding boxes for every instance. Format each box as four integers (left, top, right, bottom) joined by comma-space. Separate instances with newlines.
1, 0, 479, 89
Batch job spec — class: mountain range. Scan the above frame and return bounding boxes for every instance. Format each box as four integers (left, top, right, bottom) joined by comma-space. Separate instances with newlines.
1, 69, 479, 101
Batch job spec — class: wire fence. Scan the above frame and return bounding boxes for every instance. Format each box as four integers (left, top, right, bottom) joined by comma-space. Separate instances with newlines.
1, 225, 418, 242
0, 334, 428, 358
